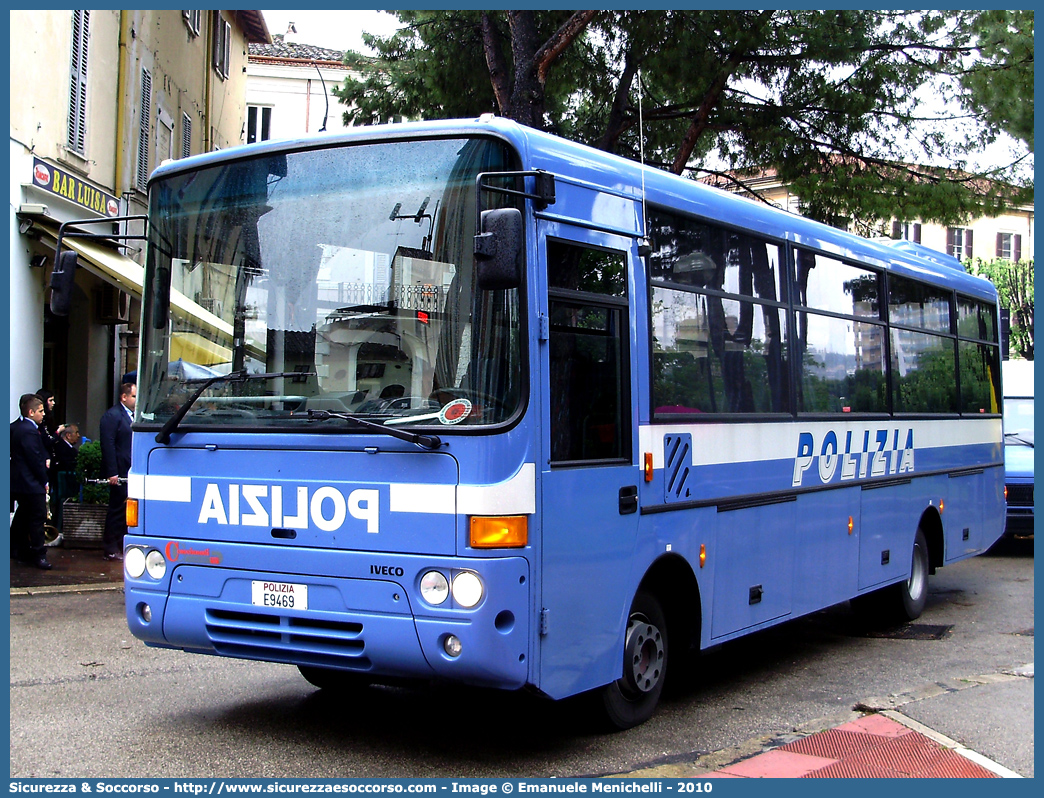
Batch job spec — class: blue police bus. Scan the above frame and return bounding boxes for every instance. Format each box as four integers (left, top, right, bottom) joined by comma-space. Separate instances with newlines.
123, 116, 1004, 729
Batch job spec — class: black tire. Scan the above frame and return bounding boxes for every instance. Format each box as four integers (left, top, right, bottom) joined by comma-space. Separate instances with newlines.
297, 665, 371, 692
896, 527, 930, 621
852, 527, 930, 624
596, 591, 668, 731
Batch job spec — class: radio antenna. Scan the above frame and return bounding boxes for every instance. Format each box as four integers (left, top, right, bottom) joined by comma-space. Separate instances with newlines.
637, 68, 650, 252
314, 63, 329, 132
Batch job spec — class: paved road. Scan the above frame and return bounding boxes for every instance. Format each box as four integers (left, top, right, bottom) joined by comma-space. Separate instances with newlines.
9, 542, 1033, 778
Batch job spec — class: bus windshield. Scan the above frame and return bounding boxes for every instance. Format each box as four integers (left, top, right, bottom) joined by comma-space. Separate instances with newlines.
138, 136, 522, 431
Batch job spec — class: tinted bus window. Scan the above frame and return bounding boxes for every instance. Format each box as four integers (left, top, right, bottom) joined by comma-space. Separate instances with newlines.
889, 275, 952, 333
959, 340, 1000, 414
957, 297, 998, 342
651, 287, 788, 415
549, 300, 628, 462
648, 213, 785, 303
796, 313, 888, 413
891, 330, 958, 413
549, 241, 626, 297
794, 250, 881, 318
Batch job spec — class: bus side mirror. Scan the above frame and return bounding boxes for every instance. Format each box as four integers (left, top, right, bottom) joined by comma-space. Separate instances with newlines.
49, 249, 79, 316
474, 208, 522, 291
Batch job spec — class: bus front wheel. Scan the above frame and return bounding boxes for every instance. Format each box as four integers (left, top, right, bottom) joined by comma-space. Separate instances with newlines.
596, 591, 668, 730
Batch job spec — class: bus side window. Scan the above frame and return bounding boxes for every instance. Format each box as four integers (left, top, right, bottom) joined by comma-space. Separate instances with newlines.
547, 240, 630, 464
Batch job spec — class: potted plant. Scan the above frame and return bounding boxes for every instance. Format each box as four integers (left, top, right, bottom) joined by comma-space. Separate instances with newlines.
60, 440, 109, 548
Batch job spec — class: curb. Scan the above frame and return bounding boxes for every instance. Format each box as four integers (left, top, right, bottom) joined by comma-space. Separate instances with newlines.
620, 667, 1032, 778
10, 582, 123, 597
880, 710, 1024, 779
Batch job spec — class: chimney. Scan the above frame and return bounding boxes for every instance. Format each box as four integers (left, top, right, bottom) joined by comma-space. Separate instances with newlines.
284, 21, 298, 44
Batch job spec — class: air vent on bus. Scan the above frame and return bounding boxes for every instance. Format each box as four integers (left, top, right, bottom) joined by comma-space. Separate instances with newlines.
664, 433, 693, 503
204, 608, 370, 668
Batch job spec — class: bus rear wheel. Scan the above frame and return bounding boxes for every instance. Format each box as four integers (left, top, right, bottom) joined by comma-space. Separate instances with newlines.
297, 664, 372, 692
596, 591, 668, 730
853, 527, 930, 624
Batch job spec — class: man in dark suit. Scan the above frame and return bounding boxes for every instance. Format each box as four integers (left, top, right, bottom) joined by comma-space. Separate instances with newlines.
10, 393, 53, 569
99, 382, 136, 561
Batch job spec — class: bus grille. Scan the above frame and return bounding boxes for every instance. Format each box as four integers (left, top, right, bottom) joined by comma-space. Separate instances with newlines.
204, 608, 370, 668
1007, 484, 1033, 508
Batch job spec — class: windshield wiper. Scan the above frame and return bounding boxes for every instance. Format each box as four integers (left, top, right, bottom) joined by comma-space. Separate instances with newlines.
306, 409, 443, 450
155, 370, 312, 444
1004, 432, 1035, 448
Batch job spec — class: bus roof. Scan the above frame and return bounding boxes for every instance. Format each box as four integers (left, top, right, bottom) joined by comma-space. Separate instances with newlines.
151, 115, 998, 303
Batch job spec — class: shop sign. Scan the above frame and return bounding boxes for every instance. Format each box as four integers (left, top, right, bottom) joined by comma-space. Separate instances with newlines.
32, 158, 120, 217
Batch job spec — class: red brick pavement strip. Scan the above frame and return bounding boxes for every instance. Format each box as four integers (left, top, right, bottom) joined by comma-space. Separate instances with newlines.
710, 715, 1000, 778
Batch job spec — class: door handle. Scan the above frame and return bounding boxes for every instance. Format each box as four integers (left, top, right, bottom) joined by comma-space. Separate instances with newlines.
619, 485, 638, 515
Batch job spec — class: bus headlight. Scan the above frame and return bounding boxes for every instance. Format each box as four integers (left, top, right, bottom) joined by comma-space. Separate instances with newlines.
145, 549, 167, 580
452, 571, 484, 608
125, 547, 147, 579
420, 570, 449, 605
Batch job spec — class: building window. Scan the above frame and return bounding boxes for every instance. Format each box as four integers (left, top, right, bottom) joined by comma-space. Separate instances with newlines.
892, 221, 921, 243
136, 69, 152, 191
212, 12, 231, 80
996, 232, 1022, 262
947, 227, 973, 260
67, 10, 90, 153
182, 10, 201, 36
157, 109, 174, 164
246, 106, 273, 144
181, 113, 192, 159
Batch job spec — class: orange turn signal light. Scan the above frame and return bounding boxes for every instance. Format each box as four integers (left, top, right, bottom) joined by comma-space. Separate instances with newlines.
470, 515, 528, 548
644, 452, 654, 482
126, 498, 139, 528
847, 516, 854, 535
699, 543, 707, 568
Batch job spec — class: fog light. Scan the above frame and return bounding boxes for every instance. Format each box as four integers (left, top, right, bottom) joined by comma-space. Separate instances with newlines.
444, 635, 462, 657
452, 571, 484, 608
145, 549, 167, 580
140, 603, 152, 623
125, 547, 147, 579
420, 570, 449, 605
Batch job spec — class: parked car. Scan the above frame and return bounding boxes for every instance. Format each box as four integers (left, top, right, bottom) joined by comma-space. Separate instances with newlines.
1001, 359, 1034, 539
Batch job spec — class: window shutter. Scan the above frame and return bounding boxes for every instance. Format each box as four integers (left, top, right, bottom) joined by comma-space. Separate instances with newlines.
913, 223, 921, 244
67, 10, 90, 153
223, 21, 231, 77
996, 233, 1004, 258
965, 230, 973, 260
181, 113, 192, 159
136, 69, 152, 191
892, 221, 901, 239
1014, 235, 1022, 263
211, 12, 222, 72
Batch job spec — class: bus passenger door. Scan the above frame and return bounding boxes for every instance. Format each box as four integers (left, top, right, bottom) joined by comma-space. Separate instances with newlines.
537, 228, 642, 699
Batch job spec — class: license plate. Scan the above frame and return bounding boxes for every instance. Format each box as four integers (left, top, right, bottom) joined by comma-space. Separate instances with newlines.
251, 580, 308, 610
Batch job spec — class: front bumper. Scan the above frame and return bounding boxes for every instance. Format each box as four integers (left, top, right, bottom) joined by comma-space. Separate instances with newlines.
124, 537, 531, 689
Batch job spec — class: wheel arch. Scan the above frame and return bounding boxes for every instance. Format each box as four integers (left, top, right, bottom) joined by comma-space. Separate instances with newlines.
637, 553, 702, 657
919, 505, 944, 573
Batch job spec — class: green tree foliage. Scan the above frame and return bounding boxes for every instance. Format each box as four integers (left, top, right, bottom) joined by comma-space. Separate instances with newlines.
966, 257, 1035, 360
959, 11, 1034, 152
335, 10, 1032, 227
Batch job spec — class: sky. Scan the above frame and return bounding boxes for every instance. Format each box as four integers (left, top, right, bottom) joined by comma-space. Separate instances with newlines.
260, 9, 402, 53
